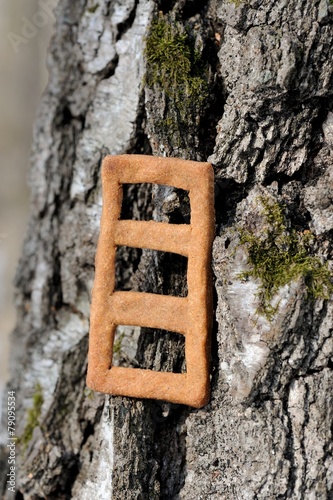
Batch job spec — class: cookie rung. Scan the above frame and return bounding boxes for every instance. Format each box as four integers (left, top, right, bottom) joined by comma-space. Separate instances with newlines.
115, 220, 191, 256
95, 367, 197, 405
110, 291, 188, 335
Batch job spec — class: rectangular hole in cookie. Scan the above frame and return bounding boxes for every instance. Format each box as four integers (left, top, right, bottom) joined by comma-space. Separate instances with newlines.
115, 247, 188, 297
120, 183, 191, 224
112, 325, 186, 373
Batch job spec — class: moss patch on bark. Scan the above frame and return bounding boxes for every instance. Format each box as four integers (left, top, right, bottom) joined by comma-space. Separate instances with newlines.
19, 383, 44, 450
239, 197, 333, 318
145, 12, 209, 147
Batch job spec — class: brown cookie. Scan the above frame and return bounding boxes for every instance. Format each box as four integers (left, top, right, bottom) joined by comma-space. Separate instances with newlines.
87, 155, 215, 408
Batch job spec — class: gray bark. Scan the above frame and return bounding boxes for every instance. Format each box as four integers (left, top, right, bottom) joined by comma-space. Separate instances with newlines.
1, 0, 333, 499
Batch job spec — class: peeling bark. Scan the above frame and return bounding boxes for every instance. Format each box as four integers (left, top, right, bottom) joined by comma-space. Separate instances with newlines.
1, 0, 333, 499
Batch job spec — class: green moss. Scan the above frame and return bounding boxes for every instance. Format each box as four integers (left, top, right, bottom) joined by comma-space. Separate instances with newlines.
84, 387, 95, 400
113, 332, 124, 355
19, 383, 44, 449
145, 13, 208, 125
229, 0, 244, 5
229, 0, 251, 7
238, 197, 333, 319
87, 4, 98, 13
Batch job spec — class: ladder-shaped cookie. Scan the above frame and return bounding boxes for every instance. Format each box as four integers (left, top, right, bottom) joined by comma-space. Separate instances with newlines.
87, 155, 215, 408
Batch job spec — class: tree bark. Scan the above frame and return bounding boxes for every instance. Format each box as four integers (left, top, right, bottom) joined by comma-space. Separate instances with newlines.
1, 0, 333, 499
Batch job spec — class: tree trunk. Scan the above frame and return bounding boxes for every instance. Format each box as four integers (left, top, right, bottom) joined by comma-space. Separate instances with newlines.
1, 0, 333, 498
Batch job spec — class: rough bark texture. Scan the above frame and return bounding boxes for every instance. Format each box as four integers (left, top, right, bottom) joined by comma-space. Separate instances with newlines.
1, 0, 333, 499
